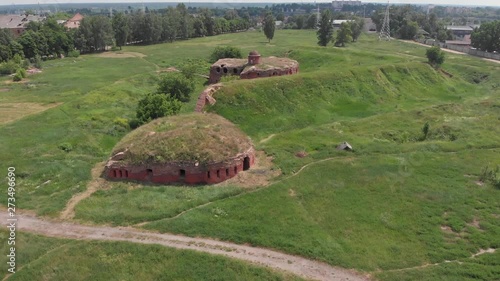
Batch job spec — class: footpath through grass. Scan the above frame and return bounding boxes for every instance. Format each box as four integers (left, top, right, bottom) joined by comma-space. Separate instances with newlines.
0, 231, 303, 281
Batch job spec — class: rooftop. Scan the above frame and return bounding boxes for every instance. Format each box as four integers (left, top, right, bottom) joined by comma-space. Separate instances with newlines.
111, 113, 253, 165
0, 14, 45, 29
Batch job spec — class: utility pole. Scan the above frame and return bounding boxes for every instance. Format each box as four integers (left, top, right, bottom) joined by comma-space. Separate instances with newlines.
379, 2, 391, 41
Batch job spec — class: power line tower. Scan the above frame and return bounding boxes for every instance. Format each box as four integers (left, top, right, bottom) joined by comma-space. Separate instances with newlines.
379, 2, 391, 41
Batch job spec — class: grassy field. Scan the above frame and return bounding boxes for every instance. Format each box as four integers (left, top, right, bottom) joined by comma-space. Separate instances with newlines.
0, 231, 302, 281
0, 29, 499, 280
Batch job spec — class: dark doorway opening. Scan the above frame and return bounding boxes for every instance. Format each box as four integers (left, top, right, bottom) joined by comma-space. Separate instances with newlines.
207, 171, 211, 179
179, 169, 186, 180
146, 169, 153, 181
124, 170, 129, 178
226, 168, 229, 176
243, 157, 250, 171
234, 166, 237, 174
217, 170, 220, 178
223, 67, 228, 73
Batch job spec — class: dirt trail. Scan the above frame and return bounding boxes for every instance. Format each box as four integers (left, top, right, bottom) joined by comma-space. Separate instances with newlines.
5, 212, 370, 281
400, 40, 500, 64
59, 162, 107, 220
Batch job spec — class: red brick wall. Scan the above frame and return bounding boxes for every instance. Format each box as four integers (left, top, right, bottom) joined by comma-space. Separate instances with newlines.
105, 148, 255, 185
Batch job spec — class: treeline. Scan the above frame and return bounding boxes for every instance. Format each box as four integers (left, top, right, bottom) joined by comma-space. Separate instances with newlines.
0, 4, 252, 64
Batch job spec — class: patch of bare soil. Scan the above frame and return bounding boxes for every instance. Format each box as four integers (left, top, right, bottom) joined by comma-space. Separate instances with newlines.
60, 162, 108, 220
157, 67, 180, 73
216, 151, 281, 188
96, 51, 146, 58
5, 212, 370, 281
259, 133, 276, 144
0, 88, 9, 92
4, 79, 30, 85
295, 151, 308, 158
0, 102, 62, 124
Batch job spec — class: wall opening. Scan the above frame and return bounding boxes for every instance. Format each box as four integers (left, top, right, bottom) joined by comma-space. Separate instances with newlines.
113, 170, 117, 178
223, 67, 228, 74
233, 68, 238, 74
207, 171, 211, 179
243, 157, 250, 171
217, 170, 220, 178
226, 168, 229, 176
216, 67, 221, 73
118, 170, 122, 178
234, 166, 237, 174
179, 169, 186, 180
124, 170, 129, 178
146, 169, 153, 181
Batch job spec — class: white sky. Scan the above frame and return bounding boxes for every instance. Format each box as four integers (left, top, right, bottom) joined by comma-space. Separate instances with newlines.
1, 0, 499, 7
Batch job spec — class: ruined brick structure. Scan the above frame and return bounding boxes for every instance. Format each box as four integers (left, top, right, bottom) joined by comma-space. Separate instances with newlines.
104, 113, 255, 185
209, 50, 299, 84
105, 148, 255, 185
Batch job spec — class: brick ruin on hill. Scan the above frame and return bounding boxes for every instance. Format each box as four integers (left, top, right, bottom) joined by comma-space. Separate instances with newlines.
208, 50, 299, 84
105, 147, 255, 185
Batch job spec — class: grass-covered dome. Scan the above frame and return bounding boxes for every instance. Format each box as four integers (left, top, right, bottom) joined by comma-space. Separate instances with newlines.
111, 113, 253, 165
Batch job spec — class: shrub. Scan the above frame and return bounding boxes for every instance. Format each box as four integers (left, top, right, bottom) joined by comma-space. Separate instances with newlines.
209, 46, 243, 63
426, 46, 445, 66
17, 68, 27, 78
0, 60, 18, 75
113, 117, 129, 129
128, 118, 141, 129
67, 50, 80, 58
33, 55, 42, 69
12, 72, 22, 82
479, 165, 500, 189
156, 72, 195, 102
136, 93, 182, 125
58, 142, 73, 152
178, 59, 211, 79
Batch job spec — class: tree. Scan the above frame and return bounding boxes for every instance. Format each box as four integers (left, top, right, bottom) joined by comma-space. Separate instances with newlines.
305, 14, 317, 29
156, 73, 195, 102
263, 12, 275, 43
350, 17, 365, 42
112, 12, 130, 49
335, 22, 352, 47
471, 21, 500, 53
317, 10, 333, 47
209, 46, 243, 63
136, 93, 182, 125
426, 46, 445, 67
398, 19, 419, 39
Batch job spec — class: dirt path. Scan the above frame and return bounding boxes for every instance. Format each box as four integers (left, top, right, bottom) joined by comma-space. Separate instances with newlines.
4, 213, 370, 281
59, 162, 107, 220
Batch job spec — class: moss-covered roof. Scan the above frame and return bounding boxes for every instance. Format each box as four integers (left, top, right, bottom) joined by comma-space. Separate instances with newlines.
111, 113, 253, 165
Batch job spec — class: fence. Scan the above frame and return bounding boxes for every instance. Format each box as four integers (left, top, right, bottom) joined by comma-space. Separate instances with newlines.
415, 39, 500, 61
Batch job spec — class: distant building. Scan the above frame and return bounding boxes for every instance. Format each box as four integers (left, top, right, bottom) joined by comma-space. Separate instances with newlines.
446, 25, 474, 38
333, 19, 353, 28
0, 14, 45, 37
64, 13, 84, 29
332, 0, 362, 11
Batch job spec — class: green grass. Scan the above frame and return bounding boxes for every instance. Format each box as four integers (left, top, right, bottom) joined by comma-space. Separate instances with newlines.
74, 183, 247, 225
0, 232, 303, 281
144, 150, 500, 272
1, 29, 499, 280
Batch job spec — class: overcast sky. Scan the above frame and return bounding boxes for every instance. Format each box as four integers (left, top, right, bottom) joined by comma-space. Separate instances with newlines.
1, 0, 499, 7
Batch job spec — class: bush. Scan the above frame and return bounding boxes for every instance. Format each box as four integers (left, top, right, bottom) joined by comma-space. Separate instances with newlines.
128, 118, 141, 129
209, 46, 243, 63
156, 72, 195, 102
178, 59, 211, 79
33, 55, 42, 69
58, 142, 73, 152
113, 117, 129, 129
136, 93, 182, 125
12, 72, 22, 82
17, 68, 27, 78
0, 60, 18, 75
67, 50, 80, 58
426, 46, 445, 66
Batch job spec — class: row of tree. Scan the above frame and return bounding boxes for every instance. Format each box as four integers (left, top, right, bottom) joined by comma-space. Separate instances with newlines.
0, 4, 253, 63
317, 10, 364, 47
